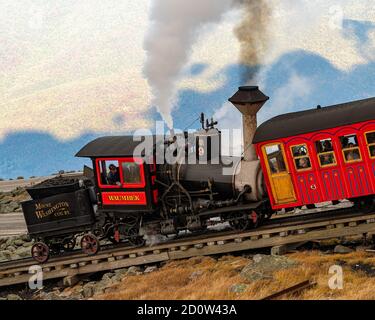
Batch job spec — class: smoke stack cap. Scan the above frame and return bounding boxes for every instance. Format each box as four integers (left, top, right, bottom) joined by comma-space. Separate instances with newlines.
229, 86, 269, 116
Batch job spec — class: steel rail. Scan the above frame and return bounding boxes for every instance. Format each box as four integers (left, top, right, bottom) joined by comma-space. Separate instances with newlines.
260, 280, 317, 300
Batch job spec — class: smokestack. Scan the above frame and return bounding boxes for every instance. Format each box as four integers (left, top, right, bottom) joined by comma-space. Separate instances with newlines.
228, 86, 269, 161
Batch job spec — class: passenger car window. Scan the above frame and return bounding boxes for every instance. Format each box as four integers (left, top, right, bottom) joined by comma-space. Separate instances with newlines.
339, 134, 362, 163
315, 138, 336, 167
264, 144, 287, 174
291, 145, 312, 171
365, 131, 375, 158
99, 160, 120, 186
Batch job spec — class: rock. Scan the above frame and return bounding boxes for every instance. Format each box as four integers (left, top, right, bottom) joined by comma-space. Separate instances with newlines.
17, 247, 31, 258
6, 294, 22, 300
1, 199, 11, 205
6, 237, 14, 246
2, 202, 19, 212
93, 282, 108, 295
63, 275, 80, 287
43, 292, 62, 300
102, 272, 115, 282
22, 242, 33, 248
271, 245, 288, 256
1, 250, 12, 259
334, 245, 354, 254
111, 273, 125, 283
114, 268, 128, 275
13, 239, 24, 247
241, 254, 297, 281
82, 282, 96, 298
127, 266, 142, 275
68, 294, 83, 300
229, 284, 248, 293
20, 234, 30, 242
144, 266, 157, 273
7, 246, 16, 252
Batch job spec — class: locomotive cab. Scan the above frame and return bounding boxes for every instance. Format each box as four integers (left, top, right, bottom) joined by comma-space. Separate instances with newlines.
94, 156, 157, 212
76, 136, 159, 215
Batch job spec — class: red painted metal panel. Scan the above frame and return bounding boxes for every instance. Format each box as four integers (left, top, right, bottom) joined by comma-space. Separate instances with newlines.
320, 169, 346, 200
101, 192, 147, 205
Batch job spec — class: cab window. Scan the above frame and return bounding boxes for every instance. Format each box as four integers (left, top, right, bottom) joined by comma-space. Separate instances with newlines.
96, 158, 145, 188
365, 131, 375, 158
315, 138, 336, 167
291, 144, 312, 171
339, 134, 362, 163
264, 144, 287, 174
122, 161, 142, 184
98, 160, 120, 186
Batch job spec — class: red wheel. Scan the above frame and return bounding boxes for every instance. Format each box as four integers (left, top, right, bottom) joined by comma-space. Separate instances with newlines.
31, 242, 50, 263
81, 234, 100, 255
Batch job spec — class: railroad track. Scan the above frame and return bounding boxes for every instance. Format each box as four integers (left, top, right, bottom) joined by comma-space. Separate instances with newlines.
1, 210, 375, 288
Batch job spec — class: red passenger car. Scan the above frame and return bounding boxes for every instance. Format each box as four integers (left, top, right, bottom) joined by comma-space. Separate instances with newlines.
253, 98, 375, 211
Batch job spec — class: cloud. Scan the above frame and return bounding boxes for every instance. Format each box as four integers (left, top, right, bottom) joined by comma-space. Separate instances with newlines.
259, 71, 314, 121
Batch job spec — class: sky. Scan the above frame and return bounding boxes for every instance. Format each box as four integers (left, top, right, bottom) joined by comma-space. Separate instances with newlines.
0, 0, 375, 178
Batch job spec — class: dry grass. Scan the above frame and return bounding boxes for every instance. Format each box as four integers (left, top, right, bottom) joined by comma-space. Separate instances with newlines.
97, 251, 375, 300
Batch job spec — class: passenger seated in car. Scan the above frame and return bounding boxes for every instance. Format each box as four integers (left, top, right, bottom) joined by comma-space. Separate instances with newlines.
107, 164, 121, 185
320, 153, 334, 166
345, 144, 360, 161
297, 157, 310, 169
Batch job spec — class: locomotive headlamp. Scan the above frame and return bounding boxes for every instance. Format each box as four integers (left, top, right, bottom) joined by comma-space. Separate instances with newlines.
229, 86, 269, 161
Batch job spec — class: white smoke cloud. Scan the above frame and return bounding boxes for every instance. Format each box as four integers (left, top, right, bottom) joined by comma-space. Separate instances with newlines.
213, 101, 243, 156
143, 0, 233, 128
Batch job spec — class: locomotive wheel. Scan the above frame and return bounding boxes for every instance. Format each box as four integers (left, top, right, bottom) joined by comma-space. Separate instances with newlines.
127, 228, 145, 247
229, 213, 249, 231
81, 234, 100, 255
31, 242, 50, 263
62, 238, 76, 251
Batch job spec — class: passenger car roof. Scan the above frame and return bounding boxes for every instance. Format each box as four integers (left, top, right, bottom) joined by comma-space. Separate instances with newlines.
253, 97, 375, 143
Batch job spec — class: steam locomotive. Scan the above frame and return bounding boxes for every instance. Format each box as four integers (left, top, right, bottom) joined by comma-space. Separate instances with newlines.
21, 86, 375, 263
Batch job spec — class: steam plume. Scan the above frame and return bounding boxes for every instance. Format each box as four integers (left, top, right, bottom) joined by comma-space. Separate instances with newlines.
143, 0, 233, 128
